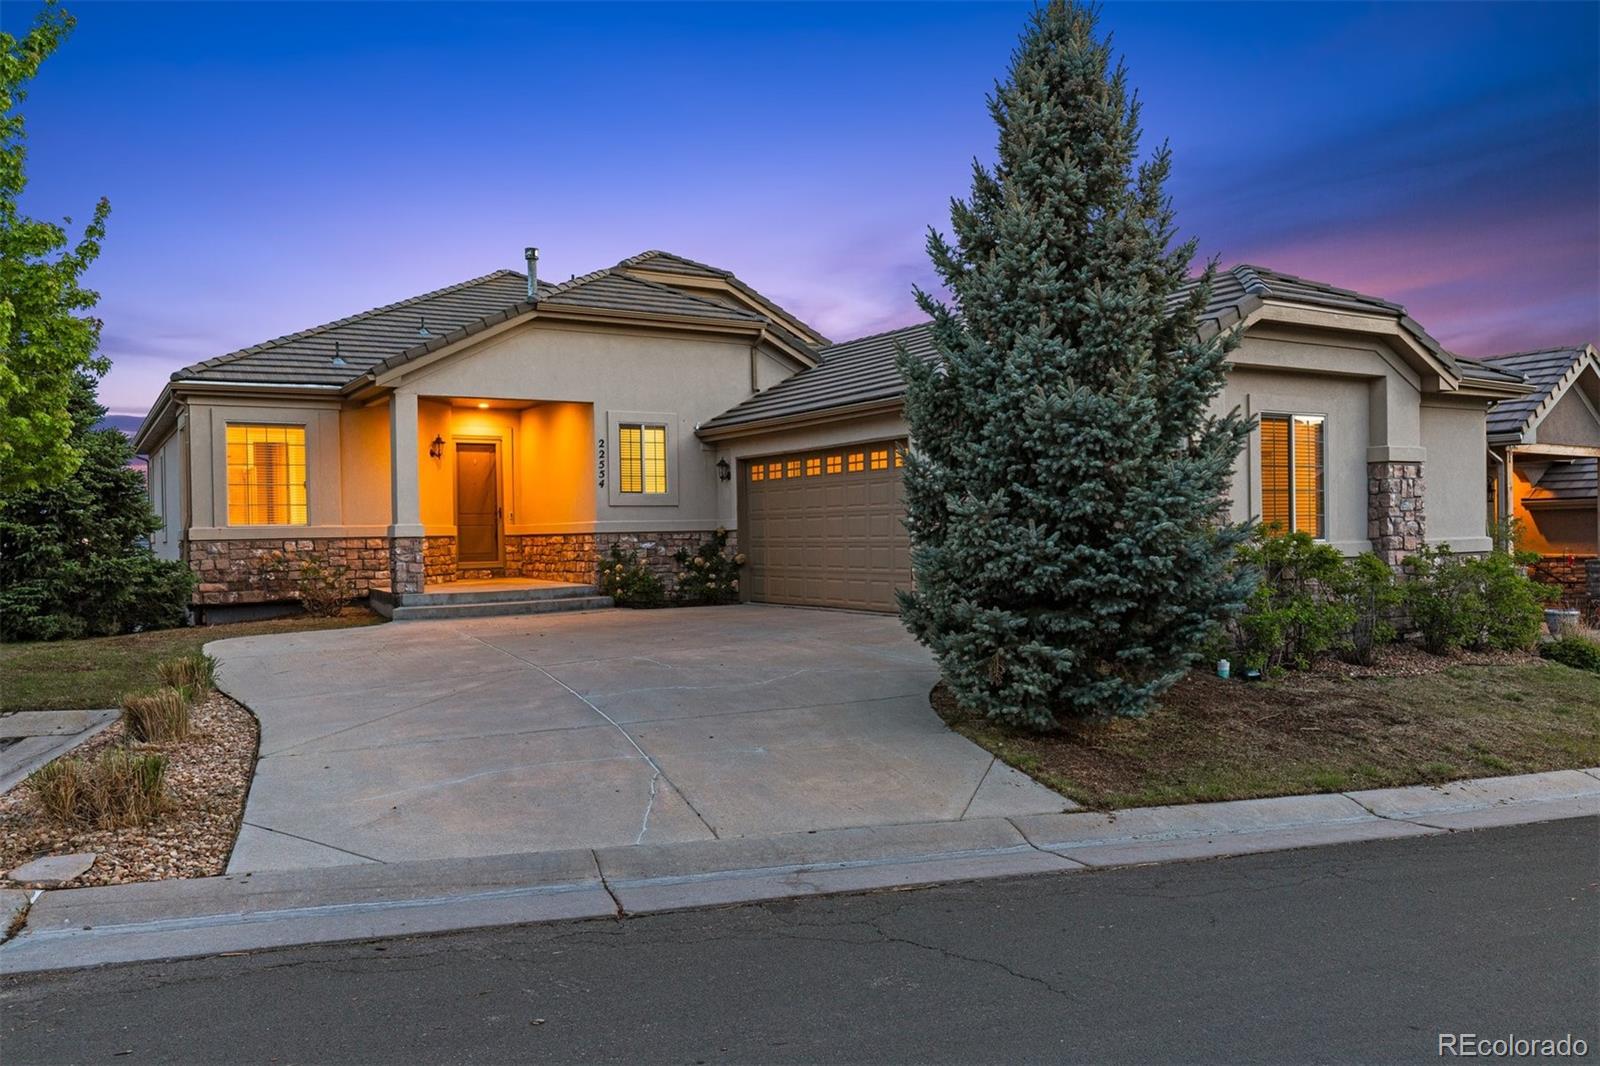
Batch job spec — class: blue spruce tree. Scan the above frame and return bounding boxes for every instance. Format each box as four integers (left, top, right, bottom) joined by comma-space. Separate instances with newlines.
897, 0, 1252, 726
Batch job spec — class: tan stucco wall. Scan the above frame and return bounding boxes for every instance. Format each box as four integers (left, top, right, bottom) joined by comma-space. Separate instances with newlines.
146, 425, 185, 560
1217, 361, 1374, 554
184, 395, 353, 539
340, 400, 391, 527
517, 401, 594, 530
1421, 399, 1493, 549
386, 319, 776, 534
1534, 378, 1600, 446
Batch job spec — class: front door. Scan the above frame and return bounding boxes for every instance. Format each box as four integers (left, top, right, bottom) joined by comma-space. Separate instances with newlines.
455, 442, 500, 567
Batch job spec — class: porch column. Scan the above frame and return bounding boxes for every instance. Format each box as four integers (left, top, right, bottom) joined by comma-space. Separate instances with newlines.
388, 391, 426, 593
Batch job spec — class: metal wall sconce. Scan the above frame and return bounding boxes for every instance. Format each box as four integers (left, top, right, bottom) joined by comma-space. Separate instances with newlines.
716, 458, 731, 481
429, 435, 445, 460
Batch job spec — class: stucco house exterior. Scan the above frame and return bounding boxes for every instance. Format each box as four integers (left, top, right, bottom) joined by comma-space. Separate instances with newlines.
132, 251, 1534, 617
1477, 344, 1600, 613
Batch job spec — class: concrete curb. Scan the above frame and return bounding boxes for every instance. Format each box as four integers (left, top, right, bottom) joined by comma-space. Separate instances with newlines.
3, 768, 1595, 975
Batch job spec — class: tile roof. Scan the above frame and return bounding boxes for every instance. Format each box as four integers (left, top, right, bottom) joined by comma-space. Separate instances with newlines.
171, 260, 769, 388
1480, 345, 1597, 440
701, 264, 1462, 435
1526, 458, 1597, 503
619, 249, 830, 346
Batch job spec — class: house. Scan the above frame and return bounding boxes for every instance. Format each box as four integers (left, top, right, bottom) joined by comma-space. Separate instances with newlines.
1477, 344, 1600, 612
132, 251, 1534, 618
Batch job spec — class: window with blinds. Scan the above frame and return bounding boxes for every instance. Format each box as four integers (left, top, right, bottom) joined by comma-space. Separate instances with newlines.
618, 423, 667, 494
1259, 414, 1325, 538
226, 424, 307, 525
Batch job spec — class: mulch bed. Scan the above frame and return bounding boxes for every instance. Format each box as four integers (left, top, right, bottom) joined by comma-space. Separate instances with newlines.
0, 692, 258, 890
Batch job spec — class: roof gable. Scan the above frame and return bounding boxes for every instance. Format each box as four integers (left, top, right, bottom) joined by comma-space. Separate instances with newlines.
617, 249, 829, 348
1483, 344, 1600, 442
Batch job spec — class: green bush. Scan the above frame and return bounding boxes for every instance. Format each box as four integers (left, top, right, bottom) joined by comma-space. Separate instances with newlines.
1403, 544, 1551, 654
1232, 528, 1354, 671
1540, 634, 1600, 673
0, 376, 195, 642
672, 528, 744, 606
1332, 552, 1402, 666
597, 545, 667, 608
267, 550, 352, 617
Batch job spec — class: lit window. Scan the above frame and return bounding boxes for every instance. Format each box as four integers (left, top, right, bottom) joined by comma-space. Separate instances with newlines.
893, 448, 905, 468
1260, 414, 1325, 538
227, 424, 307, 525
750, 464, 764, 482
768, 461, 783, 479
786, 459, 802, 478
869, 449, 888, 470
826, 455, 842, 475
619, 423, 668, 494
847, 453, 864, 472
805, 457, 821, 476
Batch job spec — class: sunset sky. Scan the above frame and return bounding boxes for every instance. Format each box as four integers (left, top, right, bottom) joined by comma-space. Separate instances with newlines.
6, 1, 1597, 415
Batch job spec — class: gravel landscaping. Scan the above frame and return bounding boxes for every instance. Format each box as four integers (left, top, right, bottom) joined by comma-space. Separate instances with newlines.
0, 691, 258, 889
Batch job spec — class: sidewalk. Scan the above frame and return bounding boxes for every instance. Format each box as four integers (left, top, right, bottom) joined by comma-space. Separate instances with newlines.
4, 768, 1596, 975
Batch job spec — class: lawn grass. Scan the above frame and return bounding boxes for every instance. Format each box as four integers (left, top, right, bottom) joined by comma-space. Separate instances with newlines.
936, 655, 1600, 810
0, 610, 385, 712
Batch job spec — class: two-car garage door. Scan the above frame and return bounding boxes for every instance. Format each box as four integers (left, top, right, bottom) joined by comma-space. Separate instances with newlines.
739, 440, 911, 612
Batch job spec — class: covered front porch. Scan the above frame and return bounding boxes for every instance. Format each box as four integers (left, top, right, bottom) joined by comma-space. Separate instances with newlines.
385, 392, 597, 592
1493, 443, 1600, 615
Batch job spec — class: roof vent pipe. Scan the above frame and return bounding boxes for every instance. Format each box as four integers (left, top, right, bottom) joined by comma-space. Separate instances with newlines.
524, 247, 539, 303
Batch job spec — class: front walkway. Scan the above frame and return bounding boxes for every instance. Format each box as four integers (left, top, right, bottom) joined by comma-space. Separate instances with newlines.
213, 605, 1067, 871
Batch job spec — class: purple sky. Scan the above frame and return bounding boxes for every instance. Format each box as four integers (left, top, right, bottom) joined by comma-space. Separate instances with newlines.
6, 1, 1597, 415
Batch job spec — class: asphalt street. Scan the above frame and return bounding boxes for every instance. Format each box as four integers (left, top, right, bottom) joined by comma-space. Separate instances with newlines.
4, 817, 1596, 1065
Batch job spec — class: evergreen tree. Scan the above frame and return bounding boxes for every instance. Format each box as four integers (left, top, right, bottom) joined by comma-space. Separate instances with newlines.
897, 0, 1252, 726
0, 372, 194, 641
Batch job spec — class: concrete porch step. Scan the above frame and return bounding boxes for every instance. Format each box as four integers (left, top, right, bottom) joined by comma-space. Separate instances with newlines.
381, 595, 615, 621
368, 580, 613, 621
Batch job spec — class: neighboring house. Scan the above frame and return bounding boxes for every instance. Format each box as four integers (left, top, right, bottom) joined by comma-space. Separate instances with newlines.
133, 253, 1532, 617
1477, 344, 1600, 611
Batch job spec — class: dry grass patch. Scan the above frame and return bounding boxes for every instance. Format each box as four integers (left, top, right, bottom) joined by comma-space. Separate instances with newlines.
121, 687, 191, 743
30, 749, 168, 829
155, 651, 217, 697
936, 648, 1600, 810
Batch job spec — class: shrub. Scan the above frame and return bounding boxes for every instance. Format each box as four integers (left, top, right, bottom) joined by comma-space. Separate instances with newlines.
156, 652, 216, 696
268, 550, 352, 617
1541, 633, 1600, 674
0, 376, 195, 642
1404, 544, 1551, 654
1331, 553, 1402, 666
122, 687, 191, 742
29, 749, 168, 829
597, 545, 667, 608
1232, 528, 1353, 671
672, 528, 743, 606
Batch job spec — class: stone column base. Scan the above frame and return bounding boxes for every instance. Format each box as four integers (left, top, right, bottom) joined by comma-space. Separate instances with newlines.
1367, 461, 1426, 566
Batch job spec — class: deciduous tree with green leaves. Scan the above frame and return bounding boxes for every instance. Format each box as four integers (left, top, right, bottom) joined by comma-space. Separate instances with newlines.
896, 0, 1252, 727
1, 2, 110, 494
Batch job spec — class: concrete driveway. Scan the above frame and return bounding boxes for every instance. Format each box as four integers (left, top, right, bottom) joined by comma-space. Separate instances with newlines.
214, 605, 1067, 871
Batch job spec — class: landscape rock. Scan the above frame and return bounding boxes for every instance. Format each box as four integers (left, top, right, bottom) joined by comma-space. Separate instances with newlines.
7, 852, 97, 886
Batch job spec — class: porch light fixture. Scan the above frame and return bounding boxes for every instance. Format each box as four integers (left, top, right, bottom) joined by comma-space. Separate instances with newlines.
476, 402, 489, 409
716, 458, 731, 482
429, 435, 445, 460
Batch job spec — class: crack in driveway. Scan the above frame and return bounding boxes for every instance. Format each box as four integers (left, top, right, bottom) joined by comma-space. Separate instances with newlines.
466, 635, 720, 843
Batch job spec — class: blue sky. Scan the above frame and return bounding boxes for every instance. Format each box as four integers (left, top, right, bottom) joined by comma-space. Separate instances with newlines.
5, 1, 1597, 413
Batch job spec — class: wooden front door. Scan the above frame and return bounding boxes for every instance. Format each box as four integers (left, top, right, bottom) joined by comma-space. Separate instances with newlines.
455, 442, 501, 566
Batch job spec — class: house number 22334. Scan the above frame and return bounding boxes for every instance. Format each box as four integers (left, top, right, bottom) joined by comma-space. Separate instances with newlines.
596, 438, 607, 488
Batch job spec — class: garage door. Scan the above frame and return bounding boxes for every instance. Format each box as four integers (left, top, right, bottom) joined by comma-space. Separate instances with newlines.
739, 441, 912, 611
